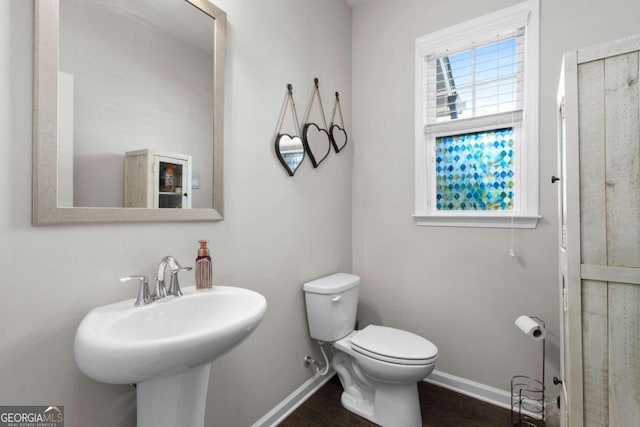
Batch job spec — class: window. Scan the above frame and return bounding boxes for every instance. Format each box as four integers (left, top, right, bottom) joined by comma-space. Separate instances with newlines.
414, 0, 540, 228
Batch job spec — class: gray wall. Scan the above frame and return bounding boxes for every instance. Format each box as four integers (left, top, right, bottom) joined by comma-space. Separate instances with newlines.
2, 0, 640, 425
351, 0, 640, 394
0, 1, 351, 426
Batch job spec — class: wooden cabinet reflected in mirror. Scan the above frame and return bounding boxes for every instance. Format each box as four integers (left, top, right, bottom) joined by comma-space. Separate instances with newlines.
124, 149, 193, 209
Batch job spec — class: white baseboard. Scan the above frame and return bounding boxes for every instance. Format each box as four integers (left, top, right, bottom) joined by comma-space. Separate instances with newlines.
251, 369, 336, 427
425, 370, 543, 420
425, 370, 512, 409
254, 368, 543, 426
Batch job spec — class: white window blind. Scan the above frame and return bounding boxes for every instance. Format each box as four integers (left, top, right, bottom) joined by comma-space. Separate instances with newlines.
426, 30, 524, 124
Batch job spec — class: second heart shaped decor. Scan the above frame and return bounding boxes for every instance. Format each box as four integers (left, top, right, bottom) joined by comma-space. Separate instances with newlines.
303, 123, 331, 168
302, 78, 331, 168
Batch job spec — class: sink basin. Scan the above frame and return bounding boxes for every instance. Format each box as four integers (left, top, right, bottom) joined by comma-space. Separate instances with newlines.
75, 285, 266, 384
74, 285, 266, 427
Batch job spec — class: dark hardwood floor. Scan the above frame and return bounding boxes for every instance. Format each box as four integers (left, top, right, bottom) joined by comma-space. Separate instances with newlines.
279, 375, 513, 427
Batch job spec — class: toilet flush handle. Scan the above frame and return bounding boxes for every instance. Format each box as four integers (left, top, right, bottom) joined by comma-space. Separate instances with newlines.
332, 295, 342, 302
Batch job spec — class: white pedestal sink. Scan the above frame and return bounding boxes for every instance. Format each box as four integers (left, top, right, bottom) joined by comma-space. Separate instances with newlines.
74, 286, 267, 427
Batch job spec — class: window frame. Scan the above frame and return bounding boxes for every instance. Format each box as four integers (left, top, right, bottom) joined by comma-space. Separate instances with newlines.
414, 0, 540, 229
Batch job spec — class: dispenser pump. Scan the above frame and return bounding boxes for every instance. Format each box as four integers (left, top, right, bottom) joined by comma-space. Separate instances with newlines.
198, 240, 209, 257
195, 240, 212, 289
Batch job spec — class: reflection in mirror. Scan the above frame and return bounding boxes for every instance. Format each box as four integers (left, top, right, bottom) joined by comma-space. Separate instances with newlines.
274, 84, 304, 177
33, 0, 226, 224
59, 0, 212, 209
275, 134, 305, 176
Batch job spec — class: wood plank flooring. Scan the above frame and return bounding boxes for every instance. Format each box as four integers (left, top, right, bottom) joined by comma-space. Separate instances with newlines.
280, 375, 513, 426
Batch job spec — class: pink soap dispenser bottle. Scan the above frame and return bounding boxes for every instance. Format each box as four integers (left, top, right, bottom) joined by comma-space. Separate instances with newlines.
195, 240, 212, 289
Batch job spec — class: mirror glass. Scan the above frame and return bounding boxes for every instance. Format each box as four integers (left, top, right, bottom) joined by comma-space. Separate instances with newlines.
275, 134, 305, 176
59, 0, 212, 208
33, 0, 225, 224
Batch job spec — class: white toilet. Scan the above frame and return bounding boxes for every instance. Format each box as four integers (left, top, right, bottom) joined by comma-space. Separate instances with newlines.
303, 273, 438, 427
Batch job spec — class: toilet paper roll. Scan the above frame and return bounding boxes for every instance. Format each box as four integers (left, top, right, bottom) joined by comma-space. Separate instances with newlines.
515, 315, 546, 341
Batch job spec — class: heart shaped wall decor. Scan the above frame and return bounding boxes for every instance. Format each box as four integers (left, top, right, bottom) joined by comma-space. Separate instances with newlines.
275, 133, 305, 176
330, 124, 348, 153
303, 123, 331, 168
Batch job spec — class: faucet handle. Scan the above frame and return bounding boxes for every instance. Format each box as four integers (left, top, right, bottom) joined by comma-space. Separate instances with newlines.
168, 267, 192, 297
120, 276, 151, 306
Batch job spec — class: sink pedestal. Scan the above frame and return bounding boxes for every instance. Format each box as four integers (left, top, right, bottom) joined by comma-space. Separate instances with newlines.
75, 286, 266, 426
137, 364, 211, 427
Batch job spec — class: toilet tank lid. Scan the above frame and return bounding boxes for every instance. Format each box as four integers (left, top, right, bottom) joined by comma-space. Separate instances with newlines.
303, 273, 360, 294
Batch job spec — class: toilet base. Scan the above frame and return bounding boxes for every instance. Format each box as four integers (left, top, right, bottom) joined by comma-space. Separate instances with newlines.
340, 382, 422, 427
333, 350, 423, 427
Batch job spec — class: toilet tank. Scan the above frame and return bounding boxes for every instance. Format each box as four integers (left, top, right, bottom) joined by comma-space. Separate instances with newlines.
303, 273, 360, 342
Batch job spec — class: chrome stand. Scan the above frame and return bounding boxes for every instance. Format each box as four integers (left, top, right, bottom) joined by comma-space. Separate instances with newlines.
511, 316, 545, 426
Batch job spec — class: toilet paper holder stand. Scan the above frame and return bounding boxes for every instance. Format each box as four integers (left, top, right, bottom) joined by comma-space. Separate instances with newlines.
511, 316, 545, 426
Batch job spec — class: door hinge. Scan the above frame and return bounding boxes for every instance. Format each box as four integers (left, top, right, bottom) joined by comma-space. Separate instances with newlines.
563, 288, 569, 312
560, 103, 565, 119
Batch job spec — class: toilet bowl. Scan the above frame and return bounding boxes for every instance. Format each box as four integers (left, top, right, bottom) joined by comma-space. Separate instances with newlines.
303, 273, 438, 427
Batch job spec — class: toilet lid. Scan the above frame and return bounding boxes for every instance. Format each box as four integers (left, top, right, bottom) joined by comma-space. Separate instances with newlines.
350, 325, 438, 365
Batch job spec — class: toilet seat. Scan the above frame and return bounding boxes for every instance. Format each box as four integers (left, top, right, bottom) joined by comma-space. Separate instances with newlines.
350, 325, 438, 365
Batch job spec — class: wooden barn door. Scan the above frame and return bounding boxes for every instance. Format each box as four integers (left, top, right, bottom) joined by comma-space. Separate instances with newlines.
560, 35, 640, 427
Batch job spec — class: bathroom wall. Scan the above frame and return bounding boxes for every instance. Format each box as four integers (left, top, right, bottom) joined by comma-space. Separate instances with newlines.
351, 0, 640, 396
0, 1, 351, 427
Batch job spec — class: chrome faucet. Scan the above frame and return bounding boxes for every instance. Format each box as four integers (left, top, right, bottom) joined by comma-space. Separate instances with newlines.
155, 256, 192, 298
121, 257, 193, 306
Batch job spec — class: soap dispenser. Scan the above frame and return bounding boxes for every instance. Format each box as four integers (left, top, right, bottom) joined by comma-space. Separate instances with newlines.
195, 240, 212, 289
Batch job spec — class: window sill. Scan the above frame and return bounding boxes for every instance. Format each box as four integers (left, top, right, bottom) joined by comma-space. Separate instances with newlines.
413, 213, 541, 229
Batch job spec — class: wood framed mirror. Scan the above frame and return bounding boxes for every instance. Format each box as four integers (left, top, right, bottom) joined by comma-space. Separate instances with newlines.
33, 0, 226, 224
